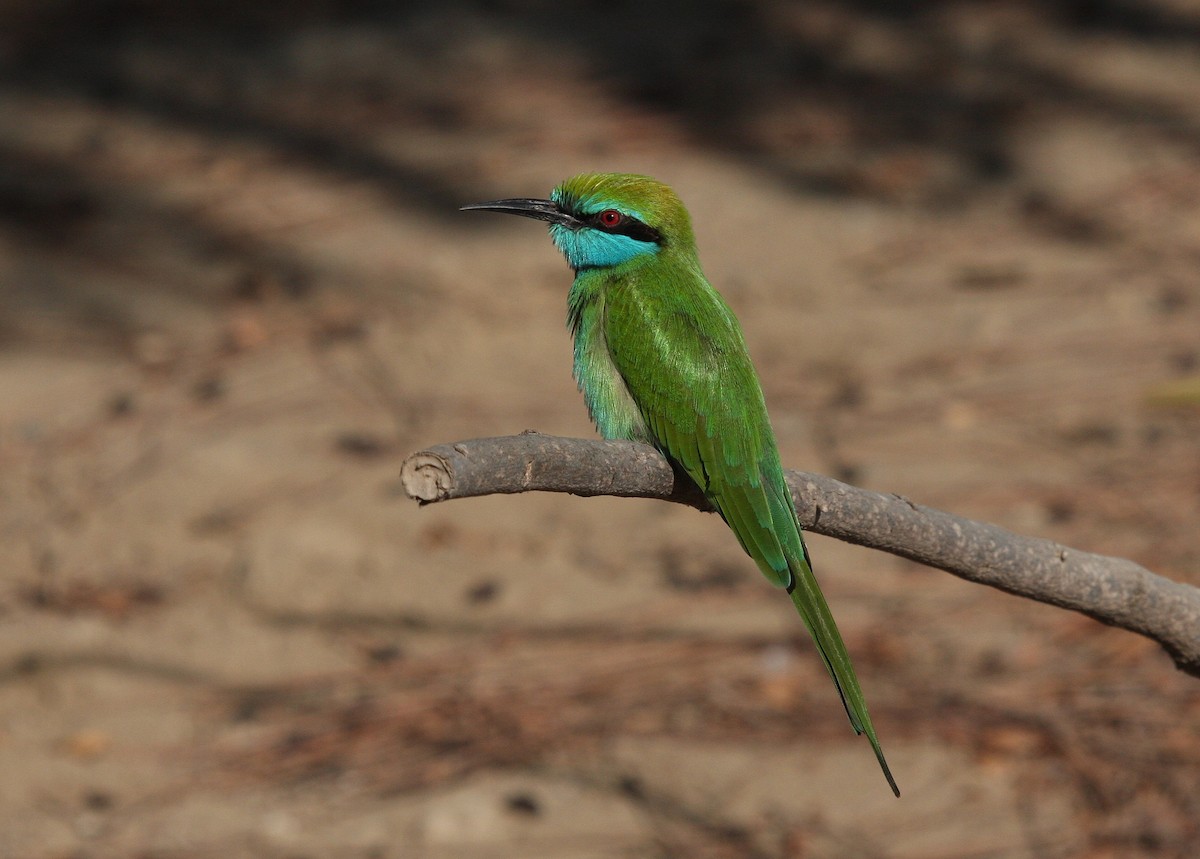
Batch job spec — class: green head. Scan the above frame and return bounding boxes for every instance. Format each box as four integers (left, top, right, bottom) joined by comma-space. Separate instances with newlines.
462, 173, 696, 271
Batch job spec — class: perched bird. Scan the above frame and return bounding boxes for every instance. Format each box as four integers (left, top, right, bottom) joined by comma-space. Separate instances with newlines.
462, 173, 899, 796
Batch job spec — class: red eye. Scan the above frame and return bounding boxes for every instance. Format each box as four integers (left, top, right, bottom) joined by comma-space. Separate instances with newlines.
598, 209, 623, 228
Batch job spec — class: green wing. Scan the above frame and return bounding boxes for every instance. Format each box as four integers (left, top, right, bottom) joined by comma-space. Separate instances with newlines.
603, 272, 899, 797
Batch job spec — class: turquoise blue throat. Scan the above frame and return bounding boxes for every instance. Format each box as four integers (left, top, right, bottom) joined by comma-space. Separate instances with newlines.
549, 223, 659, 270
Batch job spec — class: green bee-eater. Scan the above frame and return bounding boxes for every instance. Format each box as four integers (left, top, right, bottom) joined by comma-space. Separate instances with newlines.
463, 173, 898, 796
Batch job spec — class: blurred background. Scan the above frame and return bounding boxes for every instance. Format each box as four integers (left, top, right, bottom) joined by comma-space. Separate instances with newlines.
1, 1, 1199, 857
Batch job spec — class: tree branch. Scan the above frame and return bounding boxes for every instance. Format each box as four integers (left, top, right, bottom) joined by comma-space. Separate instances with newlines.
401, 433, 1200, 678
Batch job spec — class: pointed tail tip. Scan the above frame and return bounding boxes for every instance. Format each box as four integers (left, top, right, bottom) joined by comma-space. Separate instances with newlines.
874, 746, 901, 798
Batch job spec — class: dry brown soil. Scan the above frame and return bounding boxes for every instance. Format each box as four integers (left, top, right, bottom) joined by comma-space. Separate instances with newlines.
1, 4, 1199, 858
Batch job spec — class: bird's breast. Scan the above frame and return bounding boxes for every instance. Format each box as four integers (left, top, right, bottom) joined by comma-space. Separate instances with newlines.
568, 278, 649, 443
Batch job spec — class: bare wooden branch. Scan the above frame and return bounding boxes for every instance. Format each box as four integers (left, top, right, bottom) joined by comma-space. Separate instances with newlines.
401, 433, 1200, 677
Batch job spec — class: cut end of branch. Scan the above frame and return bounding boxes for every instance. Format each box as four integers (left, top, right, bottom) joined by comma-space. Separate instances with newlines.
400, 451, 453, 503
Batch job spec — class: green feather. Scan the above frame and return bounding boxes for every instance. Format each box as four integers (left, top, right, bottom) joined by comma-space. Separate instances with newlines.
599, 253, 898, 796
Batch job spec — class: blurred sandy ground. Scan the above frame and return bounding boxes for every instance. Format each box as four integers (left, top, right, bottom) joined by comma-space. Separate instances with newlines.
1, 2, 1199, 857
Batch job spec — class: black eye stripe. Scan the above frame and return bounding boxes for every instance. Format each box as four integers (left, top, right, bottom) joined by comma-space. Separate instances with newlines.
586, 211, 663, 245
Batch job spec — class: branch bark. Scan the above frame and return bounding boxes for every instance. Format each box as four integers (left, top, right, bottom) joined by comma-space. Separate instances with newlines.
401, 433, 1200, 678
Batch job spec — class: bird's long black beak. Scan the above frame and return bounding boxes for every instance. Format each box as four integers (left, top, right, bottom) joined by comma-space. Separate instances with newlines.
460, 197, 579, 228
